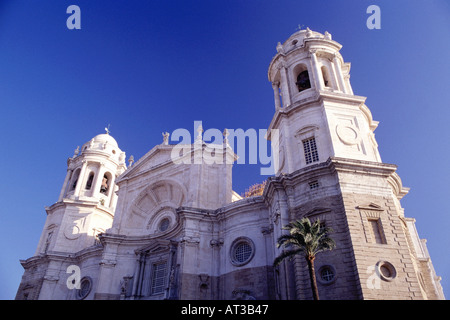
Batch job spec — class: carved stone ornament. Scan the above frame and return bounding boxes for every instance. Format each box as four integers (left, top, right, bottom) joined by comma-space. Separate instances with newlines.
276, 42, 284, 54
336, 124, 361, 145
64, 224, 81, 240
232, 288, 256, 300
210, 238, 224, 247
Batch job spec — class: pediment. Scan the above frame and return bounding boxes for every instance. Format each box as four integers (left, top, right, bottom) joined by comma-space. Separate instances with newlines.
305, 207, 331, 216
295, 125, 319, 138
135, 239, 177, 255
356, 203, 384, 211
118, 142, 237, 182
117, 145, 176, 182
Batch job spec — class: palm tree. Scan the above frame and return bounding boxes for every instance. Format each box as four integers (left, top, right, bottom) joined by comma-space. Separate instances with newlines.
273, 217, 336, 300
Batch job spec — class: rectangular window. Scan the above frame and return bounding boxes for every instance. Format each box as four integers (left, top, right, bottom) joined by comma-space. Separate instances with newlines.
44, 231, 53, 253
303, 137, 319, 164
309, 180, 319, 190
151, 261, 168, 295
368, 219, 385, 244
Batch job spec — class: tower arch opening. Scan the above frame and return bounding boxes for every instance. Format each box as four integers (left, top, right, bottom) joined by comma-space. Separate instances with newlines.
293, 64, 311, 92
85, 171, 95, 190
70, 168, 81, 191
321, 65, 331, 88
100, 172, 112, 195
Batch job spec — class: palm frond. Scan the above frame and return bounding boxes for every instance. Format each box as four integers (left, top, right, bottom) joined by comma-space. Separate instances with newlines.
273, 217, 335, 301
273, 248, 303, 267
274, 217, 336, 262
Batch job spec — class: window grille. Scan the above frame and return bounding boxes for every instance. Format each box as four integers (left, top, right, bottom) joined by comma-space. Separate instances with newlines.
303, 137, 319, 164
321, 267, 335, 282
309, 180, 319, 189
234, 242, 252, 264
151, 261, 168, 294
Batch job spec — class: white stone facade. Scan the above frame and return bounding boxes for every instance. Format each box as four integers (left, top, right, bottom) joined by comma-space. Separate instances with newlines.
16, 29, 445, 300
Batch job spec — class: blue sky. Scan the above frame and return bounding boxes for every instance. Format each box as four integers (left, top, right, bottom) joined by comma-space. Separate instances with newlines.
0, 0, 449, 299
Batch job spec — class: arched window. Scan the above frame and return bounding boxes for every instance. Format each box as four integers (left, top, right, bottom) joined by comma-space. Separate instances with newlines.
321, 66, 331, 88
293, 64, 311, 92
296, 70, 311, 92
71, 168, 81, 191
85, 172, 94, 190
100, 172, 113, 195
100, 174, 109, 194
44, 231, 53, 253
293, 64, 311, 93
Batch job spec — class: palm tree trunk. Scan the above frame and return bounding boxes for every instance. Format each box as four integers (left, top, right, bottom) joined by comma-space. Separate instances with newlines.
306, 255, 319, 300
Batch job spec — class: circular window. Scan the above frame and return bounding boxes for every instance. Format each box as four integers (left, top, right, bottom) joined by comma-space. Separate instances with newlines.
234, 243, 252, 263
159, 218, 170, 232
230, 237, 255, 267
318, 265, 337, 285
76, 277, 92, 300
376, 261, 396, 282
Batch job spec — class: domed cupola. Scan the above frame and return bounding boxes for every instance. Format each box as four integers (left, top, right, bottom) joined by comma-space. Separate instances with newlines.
268, 28, 353, 111
58, 129, 127, 209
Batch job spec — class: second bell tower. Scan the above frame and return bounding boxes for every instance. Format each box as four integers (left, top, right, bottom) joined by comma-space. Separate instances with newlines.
35, 131, 127, 255
267, 28, 381, 175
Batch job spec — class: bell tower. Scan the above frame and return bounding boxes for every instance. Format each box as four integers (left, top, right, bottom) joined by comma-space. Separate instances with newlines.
267, 28, 381, 175
35, 131, 127, 255
265, 29, 445, 300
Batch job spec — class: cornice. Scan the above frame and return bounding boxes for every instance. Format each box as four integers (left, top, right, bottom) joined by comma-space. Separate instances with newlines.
266, 91, 367, 140
329, 157, 397, 176
45, 198, 115, 218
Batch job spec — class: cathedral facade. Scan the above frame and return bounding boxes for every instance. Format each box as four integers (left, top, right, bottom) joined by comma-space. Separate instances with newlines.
16, 29, 445, 300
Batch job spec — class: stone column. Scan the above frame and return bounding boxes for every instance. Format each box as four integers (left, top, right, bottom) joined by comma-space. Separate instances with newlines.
261, 225, 275, 299
278, 64, 291, 107
106, 174, 117, 207
333, 54, 347, 93
167, 242, 180, 300
73, 160, 88, 197
37, 260, 62, 300
95, 258, 117, 299
58, 169, 73, 202
210, 238, 223, 299
345, 74, 354, 95
110, 180, 128, 233
329, 60, 340, 91
309, 50, 324, 91
91, 163, 105, 198
109, 185, 118, 210
131, 254, 144, 299
272, 81, 281, 110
